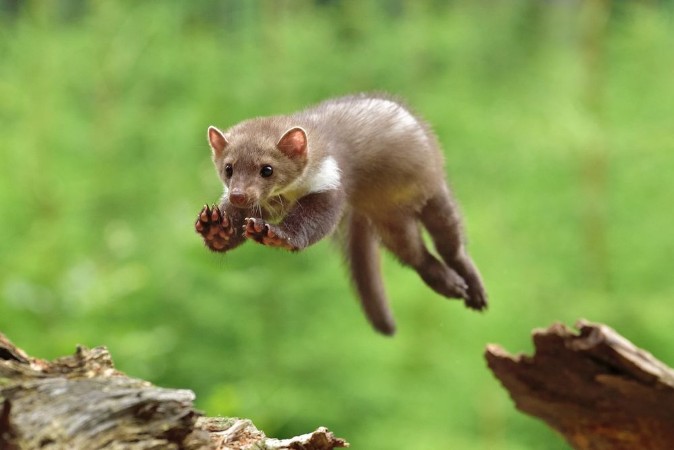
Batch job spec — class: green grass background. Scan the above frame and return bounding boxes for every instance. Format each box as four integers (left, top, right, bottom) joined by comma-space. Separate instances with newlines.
1, 1, 673, 448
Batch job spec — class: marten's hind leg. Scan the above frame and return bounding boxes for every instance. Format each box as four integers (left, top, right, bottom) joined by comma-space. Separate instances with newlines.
420, 188, 488, 310
373, 214, 468, 301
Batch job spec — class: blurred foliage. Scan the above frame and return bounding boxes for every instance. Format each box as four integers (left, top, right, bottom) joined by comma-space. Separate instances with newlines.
1, 1, 673, 448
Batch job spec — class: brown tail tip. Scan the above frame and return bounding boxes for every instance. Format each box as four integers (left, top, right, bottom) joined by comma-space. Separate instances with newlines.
372, 319, 396, 336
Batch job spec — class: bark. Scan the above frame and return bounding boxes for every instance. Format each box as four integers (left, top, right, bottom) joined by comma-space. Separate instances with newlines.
0, 333, 348, 450
485, 320, 674, 450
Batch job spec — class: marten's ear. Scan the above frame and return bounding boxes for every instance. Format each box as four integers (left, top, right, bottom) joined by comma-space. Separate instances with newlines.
277, 127, 307, 160
207, 126, 229, 158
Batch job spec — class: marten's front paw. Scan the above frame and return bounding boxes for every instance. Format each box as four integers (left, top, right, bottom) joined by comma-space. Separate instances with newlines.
243, 218, 296, 250
195, 204, 234, 252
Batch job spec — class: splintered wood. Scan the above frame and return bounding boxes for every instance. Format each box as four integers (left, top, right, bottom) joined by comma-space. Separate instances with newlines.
0, 333, 348, 450
486, 320, 674, 450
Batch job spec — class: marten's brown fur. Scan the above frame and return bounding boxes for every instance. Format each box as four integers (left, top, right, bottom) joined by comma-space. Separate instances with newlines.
195, 94, 487, 335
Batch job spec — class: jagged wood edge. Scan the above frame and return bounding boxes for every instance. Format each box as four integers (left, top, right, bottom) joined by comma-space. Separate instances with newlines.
0, 332, 348, 450
485, 319, 674, 450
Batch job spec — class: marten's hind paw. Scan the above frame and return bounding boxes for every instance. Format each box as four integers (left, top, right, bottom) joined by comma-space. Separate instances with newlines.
195, 204, 234, 252
464, 286, 488, 311
243, 218, 296, 250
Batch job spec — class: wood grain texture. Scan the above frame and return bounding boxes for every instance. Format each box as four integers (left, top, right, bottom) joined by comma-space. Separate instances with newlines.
0, 333, 347, 450
486, 320, 674, 450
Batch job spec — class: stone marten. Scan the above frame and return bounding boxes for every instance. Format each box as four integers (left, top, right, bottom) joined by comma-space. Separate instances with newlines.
195, 93, 487, 335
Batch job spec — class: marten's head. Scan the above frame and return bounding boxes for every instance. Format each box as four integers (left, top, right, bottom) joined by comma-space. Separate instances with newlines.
207, 124, 309, 209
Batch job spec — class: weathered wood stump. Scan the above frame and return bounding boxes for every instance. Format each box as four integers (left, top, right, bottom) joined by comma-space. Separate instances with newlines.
486, 320, 674, 450
0, 333, 348, 450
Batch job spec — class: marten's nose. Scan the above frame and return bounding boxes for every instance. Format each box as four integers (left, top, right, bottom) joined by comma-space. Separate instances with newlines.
229, 190, 247, 207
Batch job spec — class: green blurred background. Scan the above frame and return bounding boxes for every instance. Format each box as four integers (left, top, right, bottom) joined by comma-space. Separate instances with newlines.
1, 1, 673, 448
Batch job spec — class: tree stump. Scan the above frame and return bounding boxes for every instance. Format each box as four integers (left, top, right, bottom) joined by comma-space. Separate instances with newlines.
486, 320, 674, 450
0, 333, 348, 450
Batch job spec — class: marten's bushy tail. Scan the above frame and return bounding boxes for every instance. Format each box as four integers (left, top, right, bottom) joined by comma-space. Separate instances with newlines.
345, 212, 396, 335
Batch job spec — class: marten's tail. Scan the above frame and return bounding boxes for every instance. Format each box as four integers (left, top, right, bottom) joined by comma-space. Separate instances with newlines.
345, 212, 396, 335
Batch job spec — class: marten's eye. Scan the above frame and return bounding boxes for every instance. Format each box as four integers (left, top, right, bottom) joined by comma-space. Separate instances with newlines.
224, 164, 233, 178
260, 165, 273, 178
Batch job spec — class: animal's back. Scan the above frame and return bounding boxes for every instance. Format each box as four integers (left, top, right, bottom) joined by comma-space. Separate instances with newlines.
294, 94, 447, 215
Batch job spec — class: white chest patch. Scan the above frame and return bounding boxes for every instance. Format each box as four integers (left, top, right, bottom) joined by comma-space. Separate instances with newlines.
270, 156, 341, 206
306, 156, 341, 193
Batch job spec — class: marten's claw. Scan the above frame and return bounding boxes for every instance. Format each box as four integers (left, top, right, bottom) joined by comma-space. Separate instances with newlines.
243, 218, 295, 250
195, 204, 233, 252
465, 286, 488, 311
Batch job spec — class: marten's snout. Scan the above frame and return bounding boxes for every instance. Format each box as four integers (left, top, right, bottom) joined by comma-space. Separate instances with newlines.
229, 189, 248, 207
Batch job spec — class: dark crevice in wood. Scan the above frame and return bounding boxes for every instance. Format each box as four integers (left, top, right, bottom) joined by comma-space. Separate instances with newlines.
0, 332, 348, 450
486, 320, 674, 450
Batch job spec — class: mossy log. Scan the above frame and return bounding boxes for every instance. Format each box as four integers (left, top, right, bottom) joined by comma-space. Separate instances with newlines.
486, 320, 674, 450
0, 333, 348, 450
